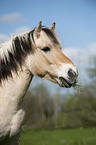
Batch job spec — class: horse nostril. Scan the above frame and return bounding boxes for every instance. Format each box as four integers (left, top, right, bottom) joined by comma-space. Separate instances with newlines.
68, 69, 76, 78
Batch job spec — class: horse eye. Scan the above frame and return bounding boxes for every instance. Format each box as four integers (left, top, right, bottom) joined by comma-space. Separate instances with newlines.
41, 46, 50, 52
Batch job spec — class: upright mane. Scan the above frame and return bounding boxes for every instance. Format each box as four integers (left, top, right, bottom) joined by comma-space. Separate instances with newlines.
0, 30, 34, 83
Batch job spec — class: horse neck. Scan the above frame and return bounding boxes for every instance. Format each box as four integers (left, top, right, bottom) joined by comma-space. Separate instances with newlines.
0, 66, 33, 107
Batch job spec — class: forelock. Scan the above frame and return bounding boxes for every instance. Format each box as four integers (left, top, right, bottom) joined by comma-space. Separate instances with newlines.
42, 28, 61, 48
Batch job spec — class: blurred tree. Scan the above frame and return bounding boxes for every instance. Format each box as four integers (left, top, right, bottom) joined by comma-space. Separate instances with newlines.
24, 84, 55, 129
88, 57, 96, 82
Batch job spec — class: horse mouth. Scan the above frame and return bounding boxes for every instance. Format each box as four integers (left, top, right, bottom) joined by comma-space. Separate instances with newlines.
48, 74, 77, 88
55, 77, 73, 88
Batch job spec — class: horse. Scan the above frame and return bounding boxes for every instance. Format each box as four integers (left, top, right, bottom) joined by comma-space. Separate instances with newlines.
0, 21, 78, 145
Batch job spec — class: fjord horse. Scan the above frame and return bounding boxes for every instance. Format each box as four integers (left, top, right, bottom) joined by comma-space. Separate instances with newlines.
0, 21, 78, 145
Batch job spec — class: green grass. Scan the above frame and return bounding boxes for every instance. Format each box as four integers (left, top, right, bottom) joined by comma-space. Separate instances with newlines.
19, 128, 96, 145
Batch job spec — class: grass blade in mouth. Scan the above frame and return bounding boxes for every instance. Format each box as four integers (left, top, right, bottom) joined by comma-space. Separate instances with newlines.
73, 84, 85, 93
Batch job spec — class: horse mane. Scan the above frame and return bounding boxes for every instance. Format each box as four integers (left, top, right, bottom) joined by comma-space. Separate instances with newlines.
0, 30, 34, 82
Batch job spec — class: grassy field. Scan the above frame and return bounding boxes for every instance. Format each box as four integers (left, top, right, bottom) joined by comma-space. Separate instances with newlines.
19, 128, 96, 145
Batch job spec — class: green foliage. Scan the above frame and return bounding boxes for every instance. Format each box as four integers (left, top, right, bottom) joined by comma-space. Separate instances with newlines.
88, 57, 96, 79
23, 83, 96, 130
59, 87, 96, 128
19, 128, 96, 145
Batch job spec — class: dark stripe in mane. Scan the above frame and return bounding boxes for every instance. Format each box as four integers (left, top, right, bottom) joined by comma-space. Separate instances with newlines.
0, 30, 34, 83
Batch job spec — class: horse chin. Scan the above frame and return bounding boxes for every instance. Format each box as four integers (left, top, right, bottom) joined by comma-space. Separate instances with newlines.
43, 74, 72, 88
55, 77, 72, 88
43, 74, 58, 84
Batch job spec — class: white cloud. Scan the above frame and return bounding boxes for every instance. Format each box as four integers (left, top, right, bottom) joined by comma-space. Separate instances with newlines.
0, 33, 9, 42
0, 13, 24, 24
63, 44, 96, 85
88, 43, 96, 56
0, 26, 31, 43
15, 26, 31, 34
63, 44, 96, 67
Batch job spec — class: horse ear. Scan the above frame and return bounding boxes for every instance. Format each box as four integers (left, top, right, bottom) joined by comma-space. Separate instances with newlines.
34, 21, 42, 39
49, 22, 56, 30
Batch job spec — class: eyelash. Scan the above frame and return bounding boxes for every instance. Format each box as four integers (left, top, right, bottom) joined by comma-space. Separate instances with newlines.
41, 46, 51, 52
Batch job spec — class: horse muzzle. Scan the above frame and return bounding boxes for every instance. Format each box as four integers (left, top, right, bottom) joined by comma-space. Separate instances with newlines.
58, 69, 78, 88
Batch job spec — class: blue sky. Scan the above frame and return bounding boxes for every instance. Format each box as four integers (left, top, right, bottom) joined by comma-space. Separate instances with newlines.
0, 0, 96, 48
0, 0, 96, 93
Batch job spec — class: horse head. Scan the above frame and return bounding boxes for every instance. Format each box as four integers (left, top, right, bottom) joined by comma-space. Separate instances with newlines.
26, 21, 78, 88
